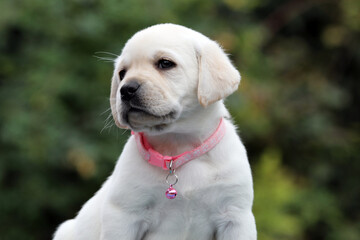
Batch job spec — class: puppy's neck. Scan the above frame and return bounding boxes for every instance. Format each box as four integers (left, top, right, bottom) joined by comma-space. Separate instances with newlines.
143, 101, 229, 156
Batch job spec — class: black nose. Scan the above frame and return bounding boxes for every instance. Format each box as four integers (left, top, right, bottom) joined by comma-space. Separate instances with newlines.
120, 81, 140, 101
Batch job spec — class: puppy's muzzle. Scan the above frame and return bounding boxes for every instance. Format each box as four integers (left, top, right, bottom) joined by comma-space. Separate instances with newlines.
121, 81, 141, 102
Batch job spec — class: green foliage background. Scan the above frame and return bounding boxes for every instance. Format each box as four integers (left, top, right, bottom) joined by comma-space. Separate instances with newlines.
0, 0, 359, 239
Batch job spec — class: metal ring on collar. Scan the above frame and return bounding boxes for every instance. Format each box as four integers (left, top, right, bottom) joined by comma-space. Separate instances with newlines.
166, 172, 178, 186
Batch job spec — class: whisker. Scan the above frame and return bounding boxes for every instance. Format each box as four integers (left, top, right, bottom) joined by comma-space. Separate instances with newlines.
103, 123, 115, 134
94, 51, 119, 57
93, 55, 116, 62
101, 112, 114, 134
101, 122, 113, 134
93, 51, 119, 63
120, 129, 128, 135
104, 113, 113, 125
100, 107, 112, 116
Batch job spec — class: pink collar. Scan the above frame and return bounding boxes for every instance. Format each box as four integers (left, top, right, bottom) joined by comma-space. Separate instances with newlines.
132, 118, 226, 170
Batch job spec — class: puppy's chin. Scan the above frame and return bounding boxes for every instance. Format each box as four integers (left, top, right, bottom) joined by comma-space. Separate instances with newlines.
121, 107, 180, 133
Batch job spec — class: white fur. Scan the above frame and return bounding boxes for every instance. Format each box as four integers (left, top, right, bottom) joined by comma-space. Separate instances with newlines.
54, 23, 256, 240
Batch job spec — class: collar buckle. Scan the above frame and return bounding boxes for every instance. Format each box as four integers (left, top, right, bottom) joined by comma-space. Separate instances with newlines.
148, 148, 172, 170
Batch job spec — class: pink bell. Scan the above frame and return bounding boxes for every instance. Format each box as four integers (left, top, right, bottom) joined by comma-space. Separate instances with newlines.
165, 185, 177, 199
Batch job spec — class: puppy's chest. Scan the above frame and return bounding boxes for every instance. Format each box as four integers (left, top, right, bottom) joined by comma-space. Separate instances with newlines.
130, 185, 220, 239
110, 181, 238, 238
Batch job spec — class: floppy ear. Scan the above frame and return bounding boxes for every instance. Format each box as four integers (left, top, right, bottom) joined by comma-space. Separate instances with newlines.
196, 40, 240, 107
110, 75, 128, 129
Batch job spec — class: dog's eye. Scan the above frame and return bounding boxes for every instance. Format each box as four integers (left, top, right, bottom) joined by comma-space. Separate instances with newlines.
119, 70, 126, 80
157, 59, 176, 69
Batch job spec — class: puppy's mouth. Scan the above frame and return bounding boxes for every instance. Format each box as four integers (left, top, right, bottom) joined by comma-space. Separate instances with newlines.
128, 107, 177, 120
121, 105, 180, 132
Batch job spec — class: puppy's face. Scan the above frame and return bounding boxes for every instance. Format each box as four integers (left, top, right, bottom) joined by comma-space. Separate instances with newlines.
110, 24, 240, 133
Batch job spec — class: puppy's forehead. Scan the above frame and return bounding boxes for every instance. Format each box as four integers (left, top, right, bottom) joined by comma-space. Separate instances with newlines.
119, 24, 205, 64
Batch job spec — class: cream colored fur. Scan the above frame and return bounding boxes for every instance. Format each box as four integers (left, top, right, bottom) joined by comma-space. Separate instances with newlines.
53, 23, 256, 240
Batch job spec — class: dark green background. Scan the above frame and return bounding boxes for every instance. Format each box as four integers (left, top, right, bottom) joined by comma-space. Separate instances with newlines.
0, 0, 359, 239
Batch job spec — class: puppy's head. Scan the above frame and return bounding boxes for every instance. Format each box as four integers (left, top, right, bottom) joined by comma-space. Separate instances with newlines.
110, 24, 240, 133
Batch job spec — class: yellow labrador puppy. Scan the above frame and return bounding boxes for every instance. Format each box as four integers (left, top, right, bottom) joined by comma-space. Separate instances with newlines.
54, 23, 256, 240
